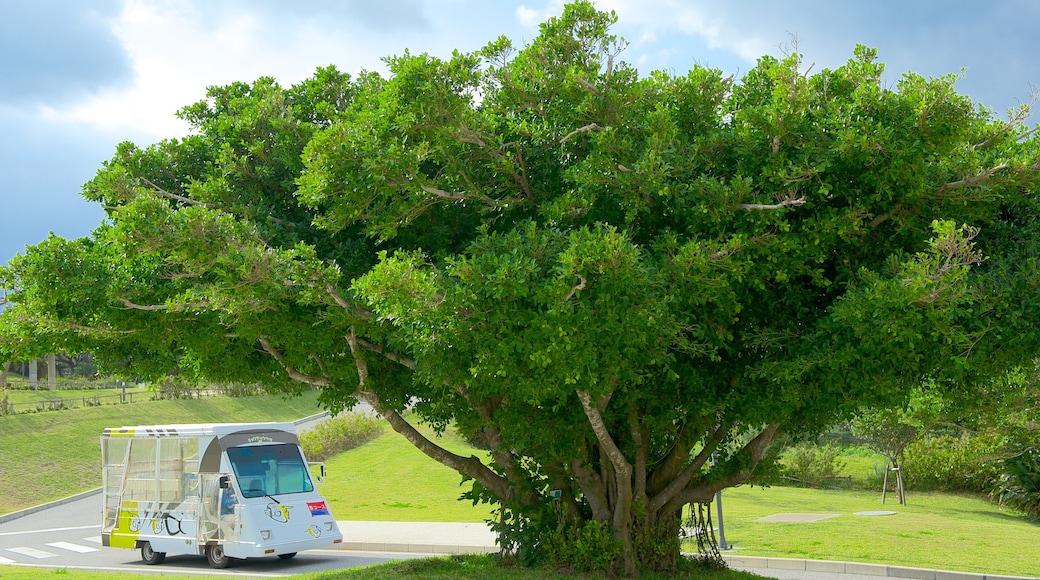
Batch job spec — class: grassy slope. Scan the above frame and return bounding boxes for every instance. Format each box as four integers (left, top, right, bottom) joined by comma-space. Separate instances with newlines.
320, 422, 495, 522
0, 392, 324, 514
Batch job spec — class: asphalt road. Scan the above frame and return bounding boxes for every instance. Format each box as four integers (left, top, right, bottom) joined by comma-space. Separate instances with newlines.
0, 491, 421, 577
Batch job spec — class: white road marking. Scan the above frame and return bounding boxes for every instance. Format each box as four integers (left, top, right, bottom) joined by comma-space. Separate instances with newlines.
0, 555, 14, 564
47, 541, 98, 553
0, 525, 98, 538
6, 546, 58, 559
83, 535, 102, 544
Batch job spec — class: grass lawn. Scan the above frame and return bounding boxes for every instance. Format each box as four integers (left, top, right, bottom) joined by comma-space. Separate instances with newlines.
0, 391, 325, 514
705, 486, 1038, 577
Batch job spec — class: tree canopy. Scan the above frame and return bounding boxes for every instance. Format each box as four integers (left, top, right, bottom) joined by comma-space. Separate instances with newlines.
2, 2, 1039, 573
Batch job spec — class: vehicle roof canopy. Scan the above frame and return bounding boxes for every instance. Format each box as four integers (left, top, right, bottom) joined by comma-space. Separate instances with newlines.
101, 422, 298, 439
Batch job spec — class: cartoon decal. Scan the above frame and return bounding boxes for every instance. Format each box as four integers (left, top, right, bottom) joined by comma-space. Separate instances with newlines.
126, 505, 186, 536
307, 524, 322, 538
265, 503, 293, 523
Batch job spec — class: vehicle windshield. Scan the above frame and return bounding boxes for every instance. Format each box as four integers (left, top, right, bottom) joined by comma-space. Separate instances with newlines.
226, 443, 315, 498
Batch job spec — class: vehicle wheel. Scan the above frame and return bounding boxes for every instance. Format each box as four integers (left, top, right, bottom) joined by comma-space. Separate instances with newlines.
140, 542, 166, 565
207, 544, 231, 568
277, 552, 297, 560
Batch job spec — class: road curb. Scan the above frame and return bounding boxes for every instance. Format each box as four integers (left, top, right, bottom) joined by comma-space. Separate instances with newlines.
0, 487, 102, 524
721, 555, 1039, 580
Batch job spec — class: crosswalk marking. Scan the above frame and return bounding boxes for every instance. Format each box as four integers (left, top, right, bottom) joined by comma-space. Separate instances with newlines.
6, 546, 58, 559
47, 541, 99, 553
83, 536, 102, 544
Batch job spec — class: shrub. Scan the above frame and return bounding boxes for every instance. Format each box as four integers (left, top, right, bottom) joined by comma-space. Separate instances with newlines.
213, 382, 267, 397
903, 434, 1001, 492
992, 448, 1040, 519
780, 442, 848, 488
544, 520, 622, 574
299, 412, 383, 462
149, 378, 201, 400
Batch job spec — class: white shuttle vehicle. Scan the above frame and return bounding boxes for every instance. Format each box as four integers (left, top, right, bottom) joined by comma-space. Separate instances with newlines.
100, 422, 342, 568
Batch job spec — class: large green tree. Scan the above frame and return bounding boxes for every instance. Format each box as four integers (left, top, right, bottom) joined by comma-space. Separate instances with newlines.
3, 3, 1039, 573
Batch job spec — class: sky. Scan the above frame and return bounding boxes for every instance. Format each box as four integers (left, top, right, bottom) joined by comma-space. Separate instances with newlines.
2, 0, 1039, 265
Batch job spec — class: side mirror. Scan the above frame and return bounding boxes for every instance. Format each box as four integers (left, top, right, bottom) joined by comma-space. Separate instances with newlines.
219, 475, 230, 489
308, 462, 326, 483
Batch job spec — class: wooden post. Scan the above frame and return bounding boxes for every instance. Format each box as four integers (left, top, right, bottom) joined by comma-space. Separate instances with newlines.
881, 464, 889, 504
895, 466, 906, 505
881, 462, 907, 505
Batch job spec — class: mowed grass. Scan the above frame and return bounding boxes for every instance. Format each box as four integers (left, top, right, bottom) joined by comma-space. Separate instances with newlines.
0, 391, 325, 514
706, 486, 1039, 577
320, 420, 495, 522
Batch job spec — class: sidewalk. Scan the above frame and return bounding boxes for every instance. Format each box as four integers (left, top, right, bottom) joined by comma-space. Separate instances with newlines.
333, 520, 1038, 580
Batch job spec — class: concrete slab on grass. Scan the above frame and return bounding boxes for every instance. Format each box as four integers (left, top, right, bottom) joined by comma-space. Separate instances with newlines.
756, 513, 842, 522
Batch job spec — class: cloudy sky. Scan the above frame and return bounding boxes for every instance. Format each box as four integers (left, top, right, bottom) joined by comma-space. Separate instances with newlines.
2, 0, 1038, 265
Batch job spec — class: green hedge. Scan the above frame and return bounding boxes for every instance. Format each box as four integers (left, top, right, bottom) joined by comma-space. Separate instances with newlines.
300, 412, 383, 462
903, 434, 1001, 492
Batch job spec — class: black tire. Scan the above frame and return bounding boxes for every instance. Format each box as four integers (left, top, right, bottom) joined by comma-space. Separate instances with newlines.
140, 542, 166, 565
277, 552, 297, 560
207, 544, 231, 569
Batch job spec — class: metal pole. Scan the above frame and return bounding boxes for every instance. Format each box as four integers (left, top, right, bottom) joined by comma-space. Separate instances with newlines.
715, 491, 729, 550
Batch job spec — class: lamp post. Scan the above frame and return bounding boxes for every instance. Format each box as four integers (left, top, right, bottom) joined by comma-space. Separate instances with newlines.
715, 491, 729, 550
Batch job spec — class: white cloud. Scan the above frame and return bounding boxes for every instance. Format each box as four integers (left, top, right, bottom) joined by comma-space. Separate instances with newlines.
516, 1, 566, 30
596, 0, 773, 63
34, 0, 406, 140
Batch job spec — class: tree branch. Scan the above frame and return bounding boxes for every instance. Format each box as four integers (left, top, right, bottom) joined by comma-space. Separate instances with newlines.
67, 322, 138, 335
257, 336, 330, 387
740, 195, 806, 211
419, 183, 501, 207
560, 123, 603, 144
665, 424, 781, 512
564, 275, 587, 301
420, 184, 468, 201
647, 419, 729, 513
355, 337, 416, 370
346, 328, 510, 499
577, 389, 634, 534
117, 297, 212, 311
326, 285, 374, 320
572, 453, 612, 522
629, 401, 648, 501
973, 88, 1039, 150
935, 164, 1009, 197
140, 177, 210, 208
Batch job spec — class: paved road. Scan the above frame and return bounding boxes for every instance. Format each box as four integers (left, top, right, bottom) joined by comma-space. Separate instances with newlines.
0, 490, 422, 577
